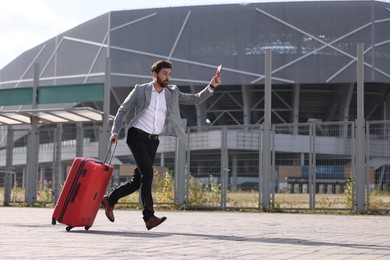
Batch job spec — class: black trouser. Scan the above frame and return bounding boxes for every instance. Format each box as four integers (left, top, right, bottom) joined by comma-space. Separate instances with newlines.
108, 127, 159, 221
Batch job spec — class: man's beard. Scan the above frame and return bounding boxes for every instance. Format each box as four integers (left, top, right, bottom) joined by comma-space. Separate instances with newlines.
157, 76, 169, 88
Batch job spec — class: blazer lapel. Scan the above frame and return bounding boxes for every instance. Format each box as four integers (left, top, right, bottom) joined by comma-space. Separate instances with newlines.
164, 85, 172, 109
145, 82, 153, 105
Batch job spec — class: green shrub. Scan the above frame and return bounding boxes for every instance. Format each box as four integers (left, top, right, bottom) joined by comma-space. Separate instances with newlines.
187, 175, 221, 207
344, 178, 354, 208
116, 170, 176, 209
344, 177, 386, 210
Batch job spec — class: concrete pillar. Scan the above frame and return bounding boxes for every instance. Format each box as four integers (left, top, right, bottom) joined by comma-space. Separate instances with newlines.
53, 124, 63, 203
26, 63, 40, 205
292, 84, 300, 135
4, 125, 14, 206
191, 85, 208, 126
22, 167, 26, 191
113, 164, 120, 188
39, 167, 45, 191
160, 153, 165, 167
302, 184, 308, 193
319, 184, 324, 194
231, 155, 238, 191
76, 122, 83, 157
327, 184, 333, 194
339, 83, 354, 138
99, 57, 111, 160
241, 85, 251, 125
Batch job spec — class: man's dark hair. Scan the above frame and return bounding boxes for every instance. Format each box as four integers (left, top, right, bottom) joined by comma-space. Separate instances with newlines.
151, 60, 172, 74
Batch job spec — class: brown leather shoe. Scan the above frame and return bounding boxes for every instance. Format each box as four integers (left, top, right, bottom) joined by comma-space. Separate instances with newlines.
145, 216, 167, 230
101, 195, 115, 222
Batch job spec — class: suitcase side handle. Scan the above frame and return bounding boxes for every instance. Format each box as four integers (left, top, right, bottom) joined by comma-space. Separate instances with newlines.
103, 142, 117, 165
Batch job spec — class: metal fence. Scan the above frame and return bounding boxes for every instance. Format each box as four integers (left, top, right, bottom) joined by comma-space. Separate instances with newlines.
186, 125, 261, 209
366, 120, 390, 210
271, 121, 354, 211
1, 121, 390, 212
185, 122, 390, 212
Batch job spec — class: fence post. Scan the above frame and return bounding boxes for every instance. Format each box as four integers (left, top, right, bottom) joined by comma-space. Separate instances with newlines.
221, 126, 228, 209
175, 119, 187, 206
309, 123, 316, 209
185, 129, 191, 207
261, 49, 272, 212
356, 42, 366, 213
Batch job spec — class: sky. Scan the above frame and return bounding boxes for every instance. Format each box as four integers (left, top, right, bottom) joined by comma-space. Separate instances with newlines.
1, 0, 389, 69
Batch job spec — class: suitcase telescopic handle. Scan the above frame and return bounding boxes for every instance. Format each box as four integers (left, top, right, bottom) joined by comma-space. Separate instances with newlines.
103, 142, 117, 165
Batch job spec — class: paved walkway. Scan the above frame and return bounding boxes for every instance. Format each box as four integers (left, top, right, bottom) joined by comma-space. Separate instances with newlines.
0, 207, 389, 259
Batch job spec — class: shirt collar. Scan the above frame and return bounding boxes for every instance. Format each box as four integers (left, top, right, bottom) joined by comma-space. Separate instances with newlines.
152, 83, 165, 94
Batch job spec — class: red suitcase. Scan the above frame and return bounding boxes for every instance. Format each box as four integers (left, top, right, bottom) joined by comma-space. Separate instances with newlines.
52, 147, 114, 231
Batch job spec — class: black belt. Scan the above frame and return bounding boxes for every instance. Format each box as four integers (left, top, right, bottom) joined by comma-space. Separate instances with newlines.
132, 127, 159, 140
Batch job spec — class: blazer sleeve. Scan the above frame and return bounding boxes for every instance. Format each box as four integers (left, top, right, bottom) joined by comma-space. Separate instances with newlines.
178, 85, 214, 105
111, 85, 137, 134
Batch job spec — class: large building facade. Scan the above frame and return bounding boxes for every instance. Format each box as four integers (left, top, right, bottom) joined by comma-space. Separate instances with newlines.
1, 1, 390, 126
1, 1, 390, 209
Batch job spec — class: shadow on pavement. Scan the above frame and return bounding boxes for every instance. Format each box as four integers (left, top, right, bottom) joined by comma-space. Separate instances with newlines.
71, 229, 390, 251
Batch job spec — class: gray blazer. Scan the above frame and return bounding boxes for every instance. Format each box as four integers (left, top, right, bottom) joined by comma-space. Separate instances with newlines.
111, 82, 214, 143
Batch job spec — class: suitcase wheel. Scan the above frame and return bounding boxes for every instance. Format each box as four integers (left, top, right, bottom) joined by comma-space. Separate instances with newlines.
85, 226, 91, 231
66, 226, 73, 232
51, 218, 56, 225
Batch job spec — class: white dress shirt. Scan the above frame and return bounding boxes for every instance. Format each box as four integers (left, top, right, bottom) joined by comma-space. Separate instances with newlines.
133, 85, 167, 135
